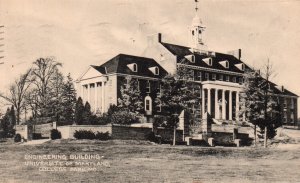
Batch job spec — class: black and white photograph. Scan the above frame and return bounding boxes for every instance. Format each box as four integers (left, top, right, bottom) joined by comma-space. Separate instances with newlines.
0, 0, 299, 182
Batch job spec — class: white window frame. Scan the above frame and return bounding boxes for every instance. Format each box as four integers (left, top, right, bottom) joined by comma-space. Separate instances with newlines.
145, 96, 152, 113
146, 80, 151, 93
196, 71, 202, 81
133, 63, 138, 72
154, 67, 159, 75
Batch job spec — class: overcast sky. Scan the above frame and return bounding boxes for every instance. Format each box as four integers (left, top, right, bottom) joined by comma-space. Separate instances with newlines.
0, 0, 300, 114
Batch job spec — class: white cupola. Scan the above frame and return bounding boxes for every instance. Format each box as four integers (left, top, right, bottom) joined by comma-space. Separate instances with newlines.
189, 1, 206, 51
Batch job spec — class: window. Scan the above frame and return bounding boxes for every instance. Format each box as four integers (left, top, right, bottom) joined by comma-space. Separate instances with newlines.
232, 77, 236, 83
205, 73, 209, 80
291, 99, 294, 109
196, 71, 202, 81
154, 67, 159, 75
157, 99, 162, 112
199, 30, 202, 34
209, 58, 212, 66
212, 74, 216, 81
219, 74, 223, 81
146, 80, 151, 93
226, 75, 230, 82
192, 30, 194, 35
225, 61, 229, 68
189, 70, 195, 81
133, 63, 138, 72
145, 96, 152, 113
157, 84, 162, 97
191, 55, 195, 63
145, 99, 150, 111
239, 78, 243, 84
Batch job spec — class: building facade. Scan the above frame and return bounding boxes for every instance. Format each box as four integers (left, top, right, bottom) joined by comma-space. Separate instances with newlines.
76, 54, 168, 120
76, 12, 298, 127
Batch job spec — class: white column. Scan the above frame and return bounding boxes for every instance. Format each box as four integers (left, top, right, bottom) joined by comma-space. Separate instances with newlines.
236, 91, 240, 121
207, 88, 211, 114
87, 84, 90, 104
101, 82, 105, 113
222, 90, 226, 120
81, 85, 84, 100
215, 89, 219, 119
202, 88, 205, 117
95, 83, 98, 112
229, 90, 232, 120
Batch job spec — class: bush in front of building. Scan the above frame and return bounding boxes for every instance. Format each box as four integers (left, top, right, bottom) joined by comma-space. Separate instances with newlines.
50, 129, 62, 140
73, 130, 110, 140
95, 131, 110, 140
14, 133, 21, 142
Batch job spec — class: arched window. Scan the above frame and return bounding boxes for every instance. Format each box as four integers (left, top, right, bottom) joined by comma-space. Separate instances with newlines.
192, 30, 194, 36
133, 63, 138, 72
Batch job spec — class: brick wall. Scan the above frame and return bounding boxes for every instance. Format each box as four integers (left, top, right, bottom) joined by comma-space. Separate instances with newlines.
111, 125, 152, 140
155, 128, 184, 142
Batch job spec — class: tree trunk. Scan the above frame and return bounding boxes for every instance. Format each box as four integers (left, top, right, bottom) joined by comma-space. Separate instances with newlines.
264, 126, 267, 148
254, 124, 257, 147
173, 125, 176, 146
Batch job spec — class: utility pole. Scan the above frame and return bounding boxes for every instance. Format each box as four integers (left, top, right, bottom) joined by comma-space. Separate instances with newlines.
0, 25, 4, 65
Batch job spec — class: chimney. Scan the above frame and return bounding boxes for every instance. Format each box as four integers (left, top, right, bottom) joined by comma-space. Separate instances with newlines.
158, 33, 162, 43
227, 49, 241, 60
281, 86, 284, 92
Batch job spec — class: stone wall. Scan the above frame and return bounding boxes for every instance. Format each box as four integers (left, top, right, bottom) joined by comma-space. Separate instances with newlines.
34, 123, 53, 138
57, 125, 112, 139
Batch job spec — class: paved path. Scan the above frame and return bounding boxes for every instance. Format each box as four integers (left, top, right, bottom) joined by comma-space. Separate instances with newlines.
20, 139, 50, 145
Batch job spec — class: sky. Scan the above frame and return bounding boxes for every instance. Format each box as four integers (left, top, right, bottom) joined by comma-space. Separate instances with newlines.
0, 0, 300, 115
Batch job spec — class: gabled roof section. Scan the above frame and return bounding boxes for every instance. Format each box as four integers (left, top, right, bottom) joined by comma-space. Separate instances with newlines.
93, 54, 168, 78
161, 41, 249, 73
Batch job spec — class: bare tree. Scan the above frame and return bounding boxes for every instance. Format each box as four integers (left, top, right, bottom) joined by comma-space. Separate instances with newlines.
0, 69, 32, 124
30, 57, 62, 118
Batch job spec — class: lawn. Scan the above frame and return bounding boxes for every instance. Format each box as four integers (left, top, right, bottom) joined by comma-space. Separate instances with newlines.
0, 139, 300, 183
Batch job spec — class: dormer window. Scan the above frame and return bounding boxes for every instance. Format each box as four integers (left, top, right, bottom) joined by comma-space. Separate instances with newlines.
235, 63, 245, 71
202, 57, 213, 66
185, 54, 195, 63
133, 64, 137, 72
127, 63, 138, 72
149, 66, 159, 75
219, 60, 229, 69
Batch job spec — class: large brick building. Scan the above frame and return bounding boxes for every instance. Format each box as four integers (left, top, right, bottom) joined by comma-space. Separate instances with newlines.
76, 12, 298, 127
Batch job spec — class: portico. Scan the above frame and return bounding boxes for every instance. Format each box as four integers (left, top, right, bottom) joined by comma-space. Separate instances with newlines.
78, 76, 108, 114
201, 81, 245, 122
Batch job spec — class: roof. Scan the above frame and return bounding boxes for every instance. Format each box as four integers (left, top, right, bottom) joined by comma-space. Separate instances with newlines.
161, 42, 298, 97
161, 42, 251, 73
268, 81, 298, 97
91, 54, 168, 78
